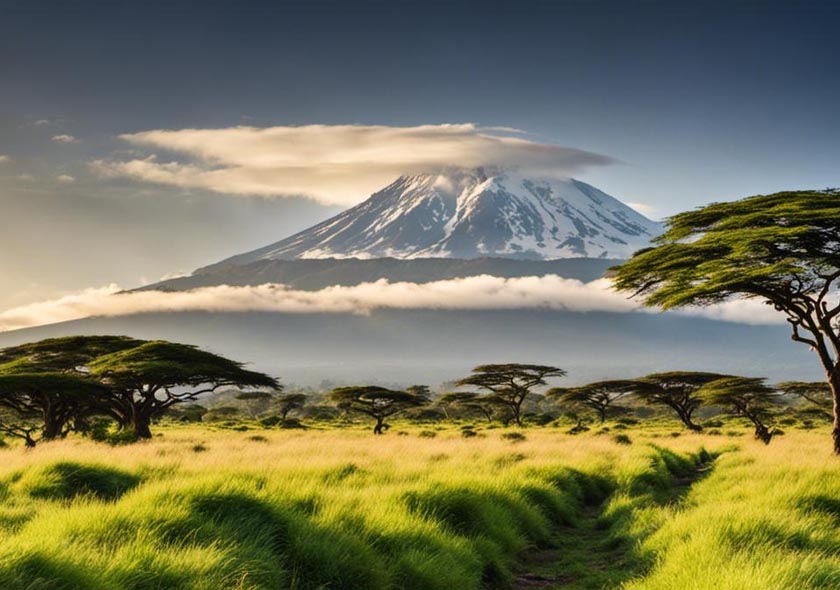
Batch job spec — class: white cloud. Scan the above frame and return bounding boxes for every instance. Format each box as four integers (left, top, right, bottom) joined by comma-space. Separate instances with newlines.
91, 123, 616, 206
675, 297, 783, 325
34, 119, 51, 126
0, 155, 9, 164
0, 275, 783, 332
56, 174, 75, 183
52, 134, 78, 143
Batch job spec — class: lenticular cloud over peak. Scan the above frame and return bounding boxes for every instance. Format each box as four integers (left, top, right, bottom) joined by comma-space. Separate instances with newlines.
91, 123, 616, 206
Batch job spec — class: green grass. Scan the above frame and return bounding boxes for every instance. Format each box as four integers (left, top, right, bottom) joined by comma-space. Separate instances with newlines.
0, 424, 838, 589
627, 436, 840, 590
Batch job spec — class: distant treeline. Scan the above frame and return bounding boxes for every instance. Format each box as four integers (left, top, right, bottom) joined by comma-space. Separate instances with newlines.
0, 336, 830, 447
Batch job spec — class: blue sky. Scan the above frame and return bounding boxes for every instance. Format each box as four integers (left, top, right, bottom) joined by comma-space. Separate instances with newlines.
0, 0, 838, 309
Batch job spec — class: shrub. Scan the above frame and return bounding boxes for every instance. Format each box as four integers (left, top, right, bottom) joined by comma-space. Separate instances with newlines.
87, 418, 115, 442
501, 432, 527, 443
105, 430, 141, 446
260, 415, 283, 428
279, 418, 305, 429
612, 434, 632, 445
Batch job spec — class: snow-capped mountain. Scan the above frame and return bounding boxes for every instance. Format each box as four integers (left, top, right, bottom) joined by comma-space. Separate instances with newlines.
217, 168, 661, 265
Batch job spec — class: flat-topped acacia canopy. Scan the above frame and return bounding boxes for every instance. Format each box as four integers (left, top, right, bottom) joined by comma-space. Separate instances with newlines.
329, 386, 430, 434
456, 364, 566, 427
612, 189, 840, 309
612, 189, 840, 452
697, 376, 781, 444
87, 340, 278, 389
0, 335, 144, 374
0, 336, 279, 441
547, 379, 642, 423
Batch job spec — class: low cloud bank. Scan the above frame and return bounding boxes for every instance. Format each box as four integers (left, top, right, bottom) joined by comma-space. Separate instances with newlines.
0, 275, 783, 333
91, 123, 616, 206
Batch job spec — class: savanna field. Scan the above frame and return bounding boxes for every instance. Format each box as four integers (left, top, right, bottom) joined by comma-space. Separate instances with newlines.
3, 422, 840, 590
3, 2, 839, 590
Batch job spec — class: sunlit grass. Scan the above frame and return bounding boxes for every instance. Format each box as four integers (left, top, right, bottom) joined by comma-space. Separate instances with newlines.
628, 431, 840, 590
0, 425, 837, 589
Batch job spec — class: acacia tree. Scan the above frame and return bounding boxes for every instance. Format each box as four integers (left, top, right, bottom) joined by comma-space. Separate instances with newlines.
329, 386, 430, 434
0, 373, 111, 441
634, 372, 730, 430
777, 381, 832, 409
456, 364, 566, 427
547, 379, 638, 423
611, 189, 840, 452
0, 336, 143, 372
88, 341, 279, 439
406, 385, 432, 398
437, 391, 502, 423
0, 336, 146, 432
698, 377, 781, 444
276, 393, 307, 420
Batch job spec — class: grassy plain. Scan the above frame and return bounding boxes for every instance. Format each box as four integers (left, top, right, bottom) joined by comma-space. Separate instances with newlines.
0, 423, 838, 590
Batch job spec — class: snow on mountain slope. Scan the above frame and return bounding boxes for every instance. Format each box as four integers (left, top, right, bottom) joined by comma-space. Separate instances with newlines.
217, 168, 661, 265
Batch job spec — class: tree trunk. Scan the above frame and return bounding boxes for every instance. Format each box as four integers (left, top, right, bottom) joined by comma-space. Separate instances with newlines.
829, 368, 840, 455
373, 417, 384, 435
677, 408, 702, 431
131, 412, 153, 439
511, 403, 523, 427
598, 407, 606, 423
42, 413, 64, 440
753, 422, 772, 445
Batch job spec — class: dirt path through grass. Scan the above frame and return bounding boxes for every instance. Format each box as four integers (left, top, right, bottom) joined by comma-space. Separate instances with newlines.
513, 458, 715, 589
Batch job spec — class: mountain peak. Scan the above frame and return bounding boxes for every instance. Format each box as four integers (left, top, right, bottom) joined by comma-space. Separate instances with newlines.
217, 169, 661, 265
